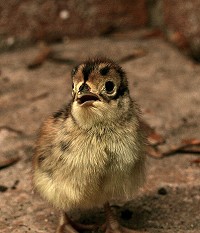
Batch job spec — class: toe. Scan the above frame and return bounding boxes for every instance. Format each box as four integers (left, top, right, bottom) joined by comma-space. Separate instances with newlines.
65, 224, 79, 233
105, 226, 141, 233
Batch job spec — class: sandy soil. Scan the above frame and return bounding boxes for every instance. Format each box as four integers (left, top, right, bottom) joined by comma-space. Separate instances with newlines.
0, 33, 200, 233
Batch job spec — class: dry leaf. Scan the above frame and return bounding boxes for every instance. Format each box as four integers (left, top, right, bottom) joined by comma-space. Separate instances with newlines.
118, 49, 147, 63
190, 158, 200, 165
27, 43, 52, 69
140, 29, 164, 40
0, 156, 20, 170
148, 132, 165, 146
146, 146, 163, 159
162, 138, 200, 156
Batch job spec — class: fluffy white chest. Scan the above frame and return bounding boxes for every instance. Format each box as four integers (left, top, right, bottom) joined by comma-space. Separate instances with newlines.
34, 124, 145, 210
64, 127, 138, 175
55, 127, 144, 204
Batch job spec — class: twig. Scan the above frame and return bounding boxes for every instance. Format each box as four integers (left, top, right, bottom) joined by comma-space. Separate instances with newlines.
28, 92, 49, 102
147, 146, 163, 159
162, 139, 200, 156
190, 158, 200, 165
0, 126, 25, 136
118, 49, 147, 64
0, 156, 20, 170
48, 55, 76, 65
140, 120, 165, 146
147, 138, 200, 159
139, 29, 164, 40
27, 44, 52, 69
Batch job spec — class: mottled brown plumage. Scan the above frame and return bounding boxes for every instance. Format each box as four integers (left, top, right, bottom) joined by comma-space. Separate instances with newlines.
33, 58, 146, 233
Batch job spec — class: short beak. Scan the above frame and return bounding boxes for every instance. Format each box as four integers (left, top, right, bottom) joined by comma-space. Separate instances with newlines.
76, 91, 100, 105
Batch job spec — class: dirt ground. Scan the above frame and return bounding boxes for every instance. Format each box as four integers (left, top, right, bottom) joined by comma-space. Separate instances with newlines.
0, 32, 200, 233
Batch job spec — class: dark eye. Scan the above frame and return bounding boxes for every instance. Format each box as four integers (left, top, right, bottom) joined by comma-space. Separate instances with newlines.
105, 81, 115, 93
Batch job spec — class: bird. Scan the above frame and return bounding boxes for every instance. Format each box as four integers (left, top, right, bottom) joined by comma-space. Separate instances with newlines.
32, 57, 146, 233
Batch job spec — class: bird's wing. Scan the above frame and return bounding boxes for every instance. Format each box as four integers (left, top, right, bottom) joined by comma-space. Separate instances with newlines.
32, 104, 71, 170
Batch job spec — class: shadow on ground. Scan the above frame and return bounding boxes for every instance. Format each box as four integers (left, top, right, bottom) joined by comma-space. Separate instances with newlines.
76, 185, 200, 233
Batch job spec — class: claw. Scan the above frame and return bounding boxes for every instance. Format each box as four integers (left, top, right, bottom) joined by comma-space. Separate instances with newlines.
103, 203, 140, 233
56, 211, 98, 233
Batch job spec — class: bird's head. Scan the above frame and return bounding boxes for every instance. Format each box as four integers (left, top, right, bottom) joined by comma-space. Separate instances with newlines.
71, 58, 132, 129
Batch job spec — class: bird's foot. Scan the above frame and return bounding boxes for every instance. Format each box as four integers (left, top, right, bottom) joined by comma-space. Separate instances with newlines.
103, 203, 139, 233
56, 223, 97, 233
105, 225, 138, 233
71, 221, 98, 231
56, 211, 98, 233
56, 222, 78, 233
102, 221, 138, 233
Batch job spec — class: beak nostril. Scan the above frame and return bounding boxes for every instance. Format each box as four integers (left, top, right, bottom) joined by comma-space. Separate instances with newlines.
79, 83, 90, 93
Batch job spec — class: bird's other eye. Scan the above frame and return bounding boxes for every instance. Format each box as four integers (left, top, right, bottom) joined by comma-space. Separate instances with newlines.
105, 81, 115, 93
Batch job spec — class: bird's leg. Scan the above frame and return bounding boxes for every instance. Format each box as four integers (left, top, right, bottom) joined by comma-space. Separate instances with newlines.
56, 211, 78, 233
56, 211, 98, 233
103, 202, 138, 233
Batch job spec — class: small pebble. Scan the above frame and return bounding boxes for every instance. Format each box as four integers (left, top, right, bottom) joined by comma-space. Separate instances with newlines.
0, 185, 8, 192
158, 187, 168, 195
59, 10, 70, 20
7, 37, 15, 46
11, 180, 20, 189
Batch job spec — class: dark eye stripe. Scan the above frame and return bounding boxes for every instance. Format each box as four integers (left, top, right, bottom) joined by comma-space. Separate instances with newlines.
82, 64, 94, 82
100, 66, 110, 76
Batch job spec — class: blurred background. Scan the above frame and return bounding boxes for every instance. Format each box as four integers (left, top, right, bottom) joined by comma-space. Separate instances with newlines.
0, 0, 200, 61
